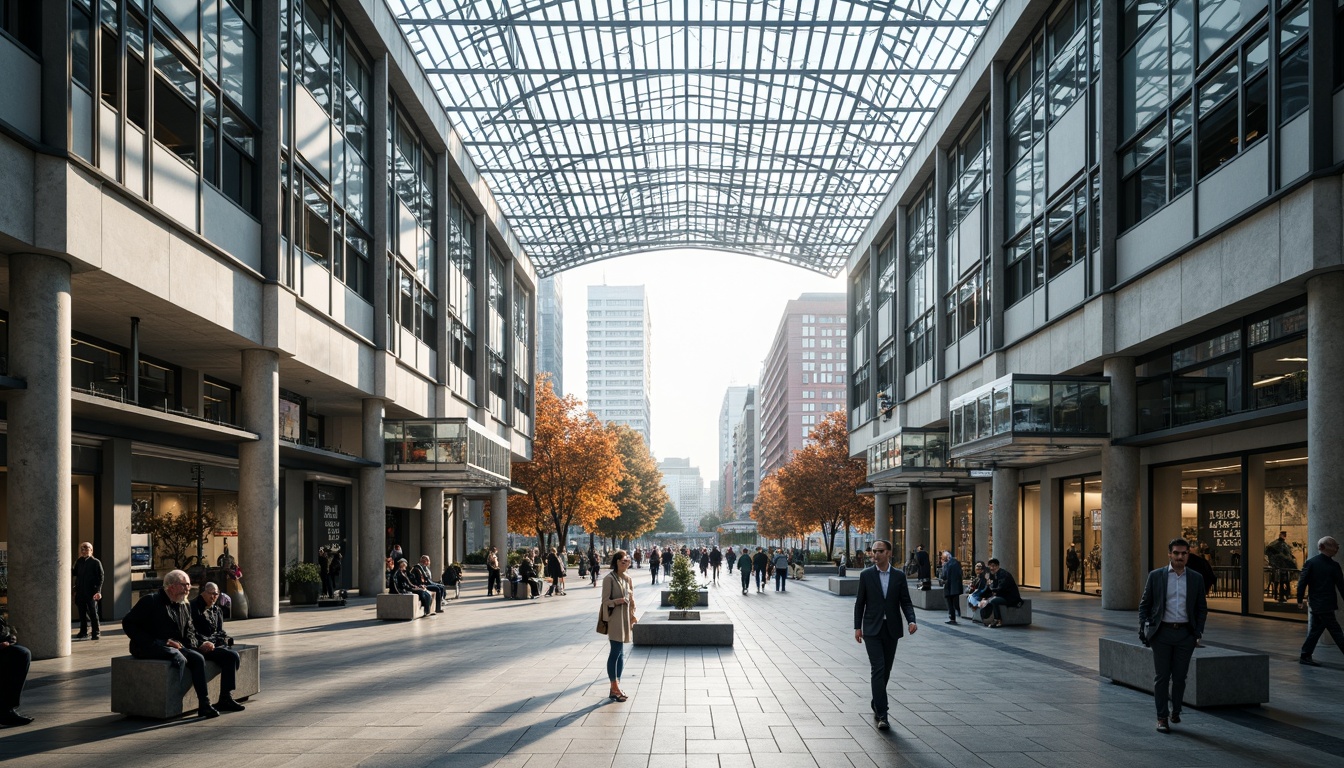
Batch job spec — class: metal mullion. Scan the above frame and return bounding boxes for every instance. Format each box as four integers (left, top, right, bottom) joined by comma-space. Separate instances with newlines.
537, 3, 594, 252
778, 0, 842, 248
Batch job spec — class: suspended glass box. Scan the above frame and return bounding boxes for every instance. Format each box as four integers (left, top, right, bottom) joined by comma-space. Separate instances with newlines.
948, 374, 1110, 466
384, 418, 512, 489
865, 427, 970, 490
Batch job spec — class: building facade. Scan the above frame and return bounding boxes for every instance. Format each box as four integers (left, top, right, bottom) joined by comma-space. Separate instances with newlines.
537, 274, 563, 394
658, 457, 706, 530
847, 0, 1344, 626
0, 0, 537, 658
732, 386, 760, 519
758, 293, 848, 477
585, 284, 652, 443
717, 384, 751, 512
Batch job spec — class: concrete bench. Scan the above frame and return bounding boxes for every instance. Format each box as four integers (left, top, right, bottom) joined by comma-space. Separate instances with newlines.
660, 589, 709, 607
1098, 636, 1269, 707
502, 579, 540, 599
911, 589, 947, 611
828, 576, 860, 596
111, 644, 260, 719
376, 593, 421, 620
958, 594, 1032, 625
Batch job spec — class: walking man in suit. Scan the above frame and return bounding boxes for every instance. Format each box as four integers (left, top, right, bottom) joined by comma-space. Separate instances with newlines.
1138, 538, 1208, 733
854, 539, 917, 732
940, 551, 963, 624
1296, 536, 1344, 666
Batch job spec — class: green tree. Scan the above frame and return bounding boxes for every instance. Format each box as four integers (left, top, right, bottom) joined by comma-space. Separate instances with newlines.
131, 497, 221, 571
667, 554, 701, 610
697, 511, 723, 533
654, 501, 684, 532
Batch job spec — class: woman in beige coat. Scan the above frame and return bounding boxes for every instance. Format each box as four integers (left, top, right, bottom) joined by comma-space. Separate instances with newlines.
600, 549, 637, 701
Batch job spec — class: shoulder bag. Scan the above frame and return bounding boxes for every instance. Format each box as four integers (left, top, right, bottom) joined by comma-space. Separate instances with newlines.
596, 577, 611, 635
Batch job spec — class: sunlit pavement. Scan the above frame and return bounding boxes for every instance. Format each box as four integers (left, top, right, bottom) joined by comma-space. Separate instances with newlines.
3, 569, 1341, 767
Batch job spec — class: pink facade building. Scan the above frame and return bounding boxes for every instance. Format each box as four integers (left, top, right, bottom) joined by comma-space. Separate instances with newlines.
758, 293, 848, 479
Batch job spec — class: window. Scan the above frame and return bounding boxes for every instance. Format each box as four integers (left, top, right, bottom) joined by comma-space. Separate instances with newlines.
0, 0, 41, 54
388, 102, 437, 346
905, 183, 936, 373
152, 38, 198, 164
1278, 2, 1308, 122
203, 379, 237, 425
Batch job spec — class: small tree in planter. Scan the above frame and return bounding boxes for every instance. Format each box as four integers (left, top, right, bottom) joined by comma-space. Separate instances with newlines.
667, 554, 701, 620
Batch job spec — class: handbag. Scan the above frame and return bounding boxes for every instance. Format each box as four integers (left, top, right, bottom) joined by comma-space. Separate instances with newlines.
596, 578, 611, 635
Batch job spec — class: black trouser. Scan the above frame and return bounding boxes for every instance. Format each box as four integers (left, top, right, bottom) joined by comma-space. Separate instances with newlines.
650, 566, 659, 584
487, 567, 502, 595
1302, 609, 1344, 657
75, 592, 100, 636
980, 596, 1012, 622
947, 593, 961, 621
741, 567, 751, 592
0, 643, 31, 711
135, 645, 235, 705
755, 568, 766, 589
775, 568, 787, 591
862, 623, 900, 717
321, 572, 335, 597
1151, 623, 1197, 718
422, 583, 446, 610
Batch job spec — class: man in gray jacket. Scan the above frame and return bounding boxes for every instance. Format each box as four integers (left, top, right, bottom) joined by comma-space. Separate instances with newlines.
1138, 538, 1208, 733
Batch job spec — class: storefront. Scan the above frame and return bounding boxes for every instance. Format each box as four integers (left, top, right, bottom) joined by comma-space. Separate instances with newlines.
1061, 474, 1102, 595
1019, 483, 1041, 587
1151, 446, 1307, 621
932, 494, 975, 565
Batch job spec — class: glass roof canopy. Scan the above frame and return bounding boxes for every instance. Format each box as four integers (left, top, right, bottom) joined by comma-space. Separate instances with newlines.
394, 0, 998, 277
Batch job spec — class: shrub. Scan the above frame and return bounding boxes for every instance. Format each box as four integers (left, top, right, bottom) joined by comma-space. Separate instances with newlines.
463, 551, 486, 565
667, 554, 701, 610
284, 561, 321, 584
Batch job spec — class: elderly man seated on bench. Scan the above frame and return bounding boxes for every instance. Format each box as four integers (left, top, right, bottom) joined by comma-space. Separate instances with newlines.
189, 582, 243, 710
410, 556, 447, 613
122, 569, 245, 718
389, 559, 434, 617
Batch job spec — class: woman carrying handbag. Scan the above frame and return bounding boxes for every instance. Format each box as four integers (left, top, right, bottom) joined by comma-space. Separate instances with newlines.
598, 550, 637, 701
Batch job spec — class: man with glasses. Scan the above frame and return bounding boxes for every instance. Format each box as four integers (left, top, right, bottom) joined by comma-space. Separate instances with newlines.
123, 570, 241, 719
190, 582, 245, 712
1138, 539, 1208, 733
853, 539, 917, 731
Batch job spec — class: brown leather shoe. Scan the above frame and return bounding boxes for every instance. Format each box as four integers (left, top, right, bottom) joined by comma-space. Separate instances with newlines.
1156, 717, 1170, 733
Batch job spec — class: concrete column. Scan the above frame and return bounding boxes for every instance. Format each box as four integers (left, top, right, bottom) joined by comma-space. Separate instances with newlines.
992, 468, 1020, 574
490, 488, 509, 554
1308, 274, 1344, 552
873, 492, 890, 545
420, 487, 445, 573
359, 398, 387, 594
444, 495, 459, 563
905, 486, 925, 561
8, 253, 72, 659
238, 349, 280, 617
987, 59, 1008, 349
1102, 356, 1142, 610
99, 438, 133, 619
468, 499, 485, 553
973, 481, 991, 567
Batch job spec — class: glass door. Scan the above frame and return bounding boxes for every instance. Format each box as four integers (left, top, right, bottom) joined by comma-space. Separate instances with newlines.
1062, 475, 1102, 595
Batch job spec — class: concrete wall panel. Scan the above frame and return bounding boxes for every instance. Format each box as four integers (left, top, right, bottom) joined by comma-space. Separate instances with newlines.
1219, 204, 1280, 306
0, 135, 35, 246
203, 185, 262, 272
1116, 193, 1194, 283
100, 195, 172, 298
1279, 112, 1309, 185
1197, 140, 1269, 236
1177, 238, 1225, 323
1138, 260, 1183, 343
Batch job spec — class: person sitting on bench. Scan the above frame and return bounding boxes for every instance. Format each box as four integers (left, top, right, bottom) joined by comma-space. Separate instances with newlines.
410, 556, 446, 613
979, 559, 1024, 628
389, 559, 434, 617
441, 563, 463, 599
519, 555, 542, 599
189, 582, 243, 712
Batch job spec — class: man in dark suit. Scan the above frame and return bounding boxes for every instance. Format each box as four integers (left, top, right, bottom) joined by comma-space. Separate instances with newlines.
914, 545, 931, 590
979, 559, 1023, 627
939, 551, 964, 624
853, 539, 917, 731
1296, 535, 1344, 666
1138, 538, 1208, 733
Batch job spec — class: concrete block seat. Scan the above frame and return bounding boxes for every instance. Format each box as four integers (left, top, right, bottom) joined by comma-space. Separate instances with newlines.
376, 593, 421, 620
660, 589, 709, 607
911, 589, 947, 611
828, 576, 860, 596
633, 612, 733, 646
958, 594, 1032, 625
502, 579, 540, 599
111, 644, 260, 719
1098, 636, 1269, 707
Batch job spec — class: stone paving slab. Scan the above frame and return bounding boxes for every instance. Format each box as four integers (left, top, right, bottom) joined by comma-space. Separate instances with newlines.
1, 571, 1342, 767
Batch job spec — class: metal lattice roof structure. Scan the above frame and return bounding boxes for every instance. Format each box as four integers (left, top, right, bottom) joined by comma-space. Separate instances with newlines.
394, 0, 999, 277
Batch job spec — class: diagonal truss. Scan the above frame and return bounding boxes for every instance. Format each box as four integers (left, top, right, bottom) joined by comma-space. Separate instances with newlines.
393, 0, 999, 277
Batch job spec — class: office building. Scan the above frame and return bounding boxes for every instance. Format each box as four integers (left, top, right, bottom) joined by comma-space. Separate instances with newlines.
586, 285, 652, 443
759, 293, 848, 477
0, 0, 537, 658
732, 387, 760, 519
846, 0, 1344, 626
717, 385, 752, 512
659, 457, 706, 530
537, 275, 563, 394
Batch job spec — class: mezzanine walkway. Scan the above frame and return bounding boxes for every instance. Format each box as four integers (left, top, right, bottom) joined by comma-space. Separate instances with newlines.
2, 569, 1340, 767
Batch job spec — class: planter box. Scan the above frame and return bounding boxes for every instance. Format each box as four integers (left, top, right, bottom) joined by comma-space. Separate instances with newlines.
669, 610, 701, 620
288, 581, 320, 605
911, 589, 947, 611
111, 644, 260, 719
633, 611, 733, 646
661, 589, 709, 607
1099, 636, 1269, 707
828, 576, 860, 596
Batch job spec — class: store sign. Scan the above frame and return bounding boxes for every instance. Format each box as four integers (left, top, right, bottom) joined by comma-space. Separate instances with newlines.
1090, 509, 1101, 530
1198, 493, 1242, 551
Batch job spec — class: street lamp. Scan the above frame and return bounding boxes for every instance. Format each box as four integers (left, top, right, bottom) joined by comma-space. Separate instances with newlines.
190, 463, 205, 571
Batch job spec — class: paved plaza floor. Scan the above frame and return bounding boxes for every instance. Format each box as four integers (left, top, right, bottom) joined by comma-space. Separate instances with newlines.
3, 568, 1342, 767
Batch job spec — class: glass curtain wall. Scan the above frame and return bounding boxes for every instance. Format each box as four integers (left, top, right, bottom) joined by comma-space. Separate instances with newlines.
1062, 475, 1102, 595
446, 192, 478, 402
849, 269, 871, 425
875, 234, 897, 403
945, 105, 990, 346
388, 105, 437, 350
512, 278, 532, 432
485, 249, 508, 419
1004, 0, 1100, 306
1020, 484, 1041, 587
904, 183, 937, 378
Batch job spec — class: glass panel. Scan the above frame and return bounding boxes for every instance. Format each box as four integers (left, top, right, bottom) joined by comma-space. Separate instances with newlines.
1251, 337, 1308, 409
1122, 12, 1168, 139
1020, 485, 1040, 587
1172, 358, 1242, 424
1278, 43, 1309, 122
1259, 449, 1308, 619
993, 387, 1011, 434
1013, 381, 1052, 432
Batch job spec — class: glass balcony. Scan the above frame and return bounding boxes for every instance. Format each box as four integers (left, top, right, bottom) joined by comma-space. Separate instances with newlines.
384, 417, 511, 488
948, 374, 1110, 465
865, 427, 968, 489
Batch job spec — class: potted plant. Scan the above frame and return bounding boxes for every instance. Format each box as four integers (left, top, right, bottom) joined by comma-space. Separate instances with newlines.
284, 561, 321, 605
667, 554, 701, 620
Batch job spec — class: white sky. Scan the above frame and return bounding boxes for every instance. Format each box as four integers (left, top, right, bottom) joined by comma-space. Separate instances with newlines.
559, 249, 846, 484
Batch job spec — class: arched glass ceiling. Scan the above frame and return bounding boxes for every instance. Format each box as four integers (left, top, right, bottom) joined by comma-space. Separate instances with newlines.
394, 0, 999, 277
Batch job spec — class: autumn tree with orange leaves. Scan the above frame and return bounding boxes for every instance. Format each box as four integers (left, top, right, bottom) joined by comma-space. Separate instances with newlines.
510, 376, 623, 547
593, 423, 668, 546
753, 410, 870, 559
